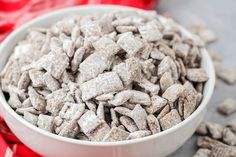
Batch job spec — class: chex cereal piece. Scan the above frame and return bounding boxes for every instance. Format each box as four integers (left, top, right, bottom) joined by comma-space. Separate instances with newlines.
159, 109, 181, 130
159, 72, 174, 93
111, 17, 132, 27
61, 71, 75, 84
63, 39, 75, 57
218, 98, 236, 115
127, 130, 151, 140
222, 128, 236, 146
50, 37, 62, 52
98, 13, 114, 34
129, 90, 151, 106
137, 43, 152, 61
177, 58, 187, 77
118, 125, 126, 130
207, 122, 224, 140
96, 93, 114, 101
28, 86, 46, 111
55, 121, 67, 134
81, 21, 102, 37
8, 90, 22, 109
74, 36, 84, 49
158, 43, 176, 60
185, 46, 199, 66
54, 116, 63, 127
43, 72, 60, 91
23, 111, 38, 126
29, 69, 46, 88
193, 148, 211, 157
77, 132, 89, 141
103, 127, 130, 142
109, 90, 151, 106
196, 121, 208, 135
16, 106, 42, 115
71, 25, 80, 42
150, 76, 158, 84
177, 97, 184, 117
157, 56, 173, 78
182, 81, 199, 119
126, 57, 143, 82
200, 138, 236, 156
195, 83, 203, 94
46, 88, 68, 115
59, 102, 85, 120
197, 136, 225, 149
141, 59, 155, 79
85, 101, 97, 112
130, 104, 148, 130
59, 120, 79, 138
122, 103, 135, 110
117, 32, 143, 56
145, 95, 167, 114
214, 61, 236, 84
138, 79, 160, 95
162, 84, 184, 102
208, 145, 233, 157
88, 121, 111, 141
110, 108, 119, 127
114, 107, 132, 117
138, 20, 162, 42
15, 107, 31, 115
64, 91, 75, 103
22, 98, 32, 108
147, 114, 161, 134
42, 51, 69, 79
78, 110, 102, 134
97, 102, 105, 120
186, 68, 208, 82
18, 71, 30, 90
71, 47, 85, 72
74, 88, 82, 103
116, 26, 137, 33
8, 85, 27, 102
173, 42, 190, 59
120, 116, 138, 132
17, 89, 27, 102
109, 90, 133, 106
80, 72, 123, 101
37, 114, 54, 132
93, 36, 120, 58
113, 62, 132, 87
150, 48, 165, 60
227, 120, 236, 133
79, 52, 112, 82
157, 104, 170, 119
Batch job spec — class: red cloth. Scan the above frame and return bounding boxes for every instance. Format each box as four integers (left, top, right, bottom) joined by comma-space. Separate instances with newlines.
0, 117, 40, 157
0, 0, 158, 156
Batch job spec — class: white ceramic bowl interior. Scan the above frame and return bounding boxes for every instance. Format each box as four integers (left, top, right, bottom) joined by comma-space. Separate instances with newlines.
0, 5, 215, 157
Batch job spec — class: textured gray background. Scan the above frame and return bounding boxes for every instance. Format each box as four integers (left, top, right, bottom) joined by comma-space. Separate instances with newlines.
157, 0, 236, 156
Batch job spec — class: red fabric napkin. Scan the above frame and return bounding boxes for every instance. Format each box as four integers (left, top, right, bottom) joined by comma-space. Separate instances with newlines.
0, 0, 158, 156
0, 117, 41, 157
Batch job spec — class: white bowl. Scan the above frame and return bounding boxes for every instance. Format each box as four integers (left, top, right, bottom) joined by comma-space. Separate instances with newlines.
0, 5, 215, 157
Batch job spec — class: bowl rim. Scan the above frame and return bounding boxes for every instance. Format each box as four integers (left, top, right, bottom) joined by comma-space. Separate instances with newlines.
0, 4, 215, 147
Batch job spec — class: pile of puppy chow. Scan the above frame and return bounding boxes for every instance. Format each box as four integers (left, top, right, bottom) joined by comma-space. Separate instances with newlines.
0, 10, 208, 142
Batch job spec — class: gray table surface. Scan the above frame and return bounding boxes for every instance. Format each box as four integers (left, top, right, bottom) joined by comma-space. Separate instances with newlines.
157, 0, 236, 156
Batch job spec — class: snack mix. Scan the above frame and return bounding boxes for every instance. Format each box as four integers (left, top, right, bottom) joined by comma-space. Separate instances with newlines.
0, 10, 209, 142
